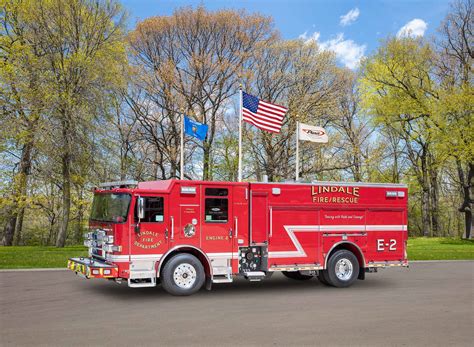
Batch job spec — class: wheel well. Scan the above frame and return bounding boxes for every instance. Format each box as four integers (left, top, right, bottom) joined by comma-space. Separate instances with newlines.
325, 242, 365, 270
158, 247, 212, 279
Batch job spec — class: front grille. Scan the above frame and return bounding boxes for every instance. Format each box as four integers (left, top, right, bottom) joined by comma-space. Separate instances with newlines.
85, 229, 107, 259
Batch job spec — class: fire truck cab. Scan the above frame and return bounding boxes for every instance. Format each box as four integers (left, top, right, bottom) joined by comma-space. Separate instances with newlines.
68, 179, 408, 296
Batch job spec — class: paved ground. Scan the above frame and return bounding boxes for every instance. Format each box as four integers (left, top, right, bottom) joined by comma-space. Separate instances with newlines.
1, 262, 473, 346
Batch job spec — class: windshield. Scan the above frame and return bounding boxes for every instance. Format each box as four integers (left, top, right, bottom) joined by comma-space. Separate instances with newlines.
90, 193, 131, 223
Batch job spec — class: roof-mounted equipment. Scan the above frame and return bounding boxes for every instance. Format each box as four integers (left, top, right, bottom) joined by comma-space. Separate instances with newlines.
98, 180, 138, 190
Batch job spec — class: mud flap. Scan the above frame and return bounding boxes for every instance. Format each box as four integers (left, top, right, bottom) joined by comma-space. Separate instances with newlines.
205, 276, 212, 290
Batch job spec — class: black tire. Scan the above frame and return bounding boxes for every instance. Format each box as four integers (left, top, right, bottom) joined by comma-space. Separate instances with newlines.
317, 270, 331, 286
325, 250, 359, 288
282, 271, 313, 281
161, 253, 205, 296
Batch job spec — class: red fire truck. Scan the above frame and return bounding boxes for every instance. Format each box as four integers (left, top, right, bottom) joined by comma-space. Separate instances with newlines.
68, 179, 408, 296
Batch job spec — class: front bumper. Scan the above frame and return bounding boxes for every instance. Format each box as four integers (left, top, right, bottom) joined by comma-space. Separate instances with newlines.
67, 257, 119, 279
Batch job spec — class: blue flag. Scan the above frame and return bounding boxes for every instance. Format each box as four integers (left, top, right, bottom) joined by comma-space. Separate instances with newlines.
184, 116, 208, 141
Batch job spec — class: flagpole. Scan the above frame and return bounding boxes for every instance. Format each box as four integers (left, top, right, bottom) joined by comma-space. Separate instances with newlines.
180, 112, 184, 180
296, 120, 300, 181
238, 86, 243, 182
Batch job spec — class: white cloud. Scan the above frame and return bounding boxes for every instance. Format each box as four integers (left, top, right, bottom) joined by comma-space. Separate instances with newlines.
299, 31, 366, 70
340, 8, 360, 26
299, 31, 320, 41
397, 19, 428, 38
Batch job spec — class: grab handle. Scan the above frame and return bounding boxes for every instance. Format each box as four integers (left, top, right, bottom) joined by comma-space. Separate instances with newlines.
170, 216, 174, 241
269, 207, 273, 238
234, 216, 238, 238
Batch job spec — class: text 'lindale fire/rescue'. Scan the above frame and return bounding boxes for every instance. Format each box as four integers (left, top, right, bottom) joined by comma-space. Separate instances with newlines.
311, 185, 360, 203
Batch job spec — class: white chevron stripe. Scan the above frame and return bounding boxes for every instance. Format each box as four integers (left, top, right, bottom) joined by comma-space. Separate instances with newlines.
269, 225, 320, 258
321, 225, 365, 231
366, 225, 407, 231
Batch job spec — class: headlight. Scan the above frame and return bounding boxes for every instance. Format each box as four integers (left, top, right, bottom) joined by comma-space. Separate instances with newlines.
96, 230, 106, 240
104, 235, 114, 244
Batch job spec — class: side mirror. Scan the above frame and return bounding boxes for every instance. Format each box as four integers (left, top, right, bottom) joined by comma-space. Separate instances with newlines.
137, 197, 145, 220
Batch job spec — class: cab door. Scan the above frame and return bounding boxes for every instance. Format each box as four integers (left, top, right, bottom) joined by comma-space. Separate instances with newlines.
131, 195, 169, 258
201, 185, 234, 258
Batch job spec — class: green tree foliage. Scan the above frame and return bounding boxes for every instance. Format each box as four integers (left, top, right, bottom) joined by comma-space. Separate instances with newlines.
435, 0, 473, 238
1, 0, 127, 246
360, 37, 441, 237
360, 0, 473, 238
1, 0, 50, 245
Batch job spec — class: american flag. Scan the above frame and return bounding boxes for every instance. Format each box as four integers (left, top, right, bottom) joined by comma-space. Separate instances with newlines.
242, 91, 288, 133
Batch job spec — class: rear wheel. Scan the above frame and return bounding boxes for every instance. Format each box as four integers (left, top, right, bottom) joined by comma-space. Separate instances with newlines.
282, 271, 313, 281
325, 250, 359, 288
161, 253, 205, 296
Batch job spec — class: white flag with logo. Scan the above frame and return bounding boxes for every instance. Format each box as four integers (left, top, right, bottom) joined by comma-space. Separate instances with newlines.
298, 122, 328, 143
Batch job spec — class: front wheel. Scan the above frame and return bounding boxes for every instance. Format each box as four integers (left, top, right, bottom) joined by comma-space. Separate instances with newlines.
161, 253, 205, 296
325, 250, 359, 288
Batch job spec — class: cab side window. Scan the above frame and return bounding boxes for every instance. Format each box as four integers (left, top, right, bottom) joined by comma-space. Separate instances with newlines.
136, 197, 164, 223
205, 188, 228, 223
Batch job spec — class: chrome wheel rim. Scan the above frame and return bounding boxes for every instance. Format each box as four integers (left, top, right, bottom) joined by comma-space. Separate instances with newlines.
173, 263, 197, 289
335, 258, 353, 281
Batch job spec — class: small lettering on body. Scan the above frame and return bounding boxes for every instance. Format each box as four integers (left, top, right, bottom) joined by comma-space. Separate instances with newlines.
205, 235, 229, 241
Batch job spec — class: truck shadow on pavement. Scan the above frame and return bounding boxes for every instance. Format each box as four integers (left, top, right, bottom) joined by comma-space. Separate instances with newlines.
82, 275, 395, 301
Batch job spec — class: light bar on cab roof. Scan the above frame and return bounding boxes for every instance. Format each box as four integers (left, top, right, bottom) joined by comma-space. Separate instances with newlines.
98, 180, 138, 189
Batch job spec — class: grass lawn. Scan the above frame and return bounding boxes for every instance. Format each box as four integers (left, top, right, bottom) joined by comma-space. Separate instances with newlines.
408, 237, 474, 260
0, 246, 87, 269
0, 238, 473, 269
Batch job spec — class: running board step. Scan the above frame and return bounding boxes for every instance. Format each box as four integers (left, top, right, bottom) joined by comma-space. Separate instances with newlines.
244, 271, 266, 281
128, 270, 157, 288
212, 266, 233, 283
212, 276, 233, 283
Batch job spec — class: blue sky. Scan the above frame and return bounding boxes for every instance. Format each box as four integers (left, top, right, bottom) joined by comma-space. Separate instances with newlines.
121, 0, 451, 69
